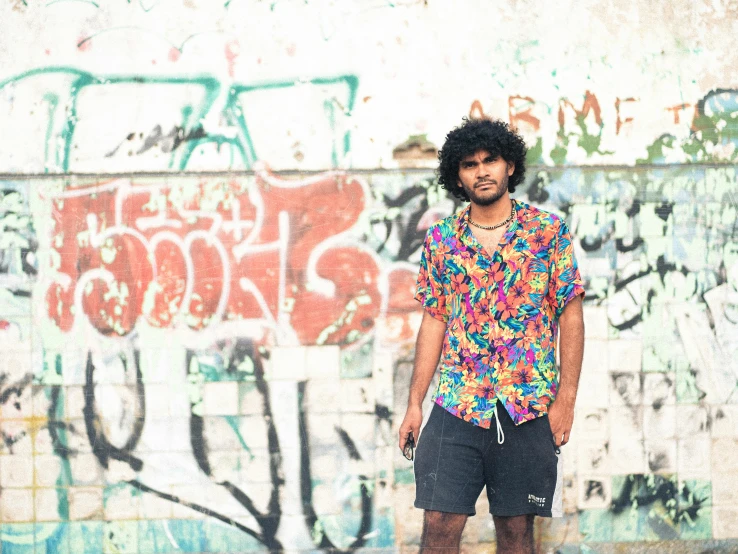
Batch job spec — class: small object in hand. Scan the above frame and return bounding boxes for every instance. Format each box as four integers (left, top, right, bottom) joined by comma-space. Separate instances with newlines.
403, 432, 415, 461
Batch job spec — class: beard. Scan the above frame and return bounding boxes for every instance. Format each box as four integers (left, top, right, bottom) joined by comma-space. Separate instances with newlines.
463, 177, 509, 206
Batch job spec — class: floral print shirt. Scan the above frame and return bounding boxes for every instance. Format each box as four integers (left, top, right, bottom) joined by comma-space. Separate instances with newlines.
415, 200, 585, 427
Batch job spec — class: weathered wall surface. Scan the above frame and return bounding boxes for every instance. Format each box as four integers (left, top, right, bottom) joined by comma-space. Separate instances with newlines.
1, 1, 737, 553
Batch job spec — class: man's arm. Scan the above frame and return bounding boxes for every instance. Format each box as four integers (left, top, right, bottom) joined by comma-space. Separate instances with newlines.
548, 295, 585, 447
398, 310, 447, 453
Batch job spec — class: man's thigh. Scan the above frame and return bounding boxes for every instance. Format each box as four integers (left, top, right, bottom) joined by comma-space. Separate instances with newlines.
484, 406, 562, 518
414, 403, 489, 515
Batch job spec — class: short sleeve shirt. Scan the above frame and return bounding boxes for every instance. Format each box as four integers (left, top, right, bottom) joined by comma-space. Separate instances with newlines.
415, 200, 585, 427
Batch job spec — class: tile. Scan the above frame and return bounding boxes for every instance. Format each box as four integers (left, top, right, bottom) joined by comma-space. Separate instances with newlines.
678, 438, 712, 477
36, 521, 72, 553
68, 521, 104, 554
340, 341, 374, 379
609, 408, 646, 474
577, 476, 611, 509
104, 459, 138, 485
65, 419, 93, 453
609, 372, 643, 407
64, 386, 86, 419
610, 505, 640, 542
169, 485, 209, 520
303, 379, 341, 413
711, 438, 738, 473
103, 520, 139, 554
373, 349, 394, 408
675, 366, 704, 405
712, 472, 738, 507
268, 345, 307, 380
679, 505, 713, 540
576, 370, 610, 407
1, 488, 34, 522
645, 439, 677, 473
202, 381, 239, 416
577, 440, 610, 473
642, 404, 676, 440
305, 345, 341, 379
104, 484, 141, 520
608, 339, 643, 372
583, 306, 609, 340
674, 405, 711, 439
0, 378, 33, 419
712, 405, 738, 437
169, 418, 192, 452
576, 407, 609, 438
303, 413, 342, 447
139, 418, 173, 453
142, 383, 171, 419
1, 455, 34, 488
34, 454, 63, 487
68, 486, 103, 520
578, 508, 613, 543
582, 339, 609, 374
713, 506, 738, 540
340, 378, 375, 413
139, 519, 208, 552
238, 381, 266, 415
139, 489, 174, 519
538, 512, 579, 545
642, 372, 676, 408
35, 488, 63, 522
32, 385, 54, 417
70, 453, 104, 486
34, 428, 57, 455
205, 415, 263, 450
207, 450, 241, 483
562, 475, 578, 515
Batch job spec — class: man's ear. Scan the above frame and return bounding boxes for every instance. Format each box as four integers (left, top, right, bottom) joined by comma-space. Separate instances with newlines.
507, 162, 515, 176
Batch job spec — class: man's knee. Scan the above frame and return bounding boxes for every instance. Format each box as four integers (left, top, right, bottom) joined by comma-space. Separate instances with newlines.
423, 510, 468, 540
493, 514, 535, 551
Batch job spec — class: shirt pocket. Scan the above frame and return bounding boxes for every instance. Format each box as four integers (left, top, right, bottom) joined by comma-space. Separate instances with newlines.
509, 250, 550, 309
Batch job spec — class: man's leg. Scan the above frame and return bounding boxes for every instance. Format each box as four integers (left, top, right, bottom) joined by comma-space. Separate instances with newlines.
492, 514, 534, 554
420, 510, 468, 553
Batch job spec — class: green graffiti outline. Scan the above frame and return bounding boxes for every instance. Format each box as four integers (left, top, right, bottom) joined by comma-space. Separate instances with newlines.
0, 68, 359, 172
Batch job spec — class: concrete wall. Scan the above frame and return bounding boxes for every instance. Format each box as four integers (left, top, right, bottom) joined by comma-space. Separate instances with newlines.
1, 1, 737, 552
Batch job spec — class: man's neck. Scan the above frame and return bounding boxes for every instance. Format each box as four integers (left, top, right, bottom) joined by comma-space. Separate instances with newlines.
469, 193, 513, 226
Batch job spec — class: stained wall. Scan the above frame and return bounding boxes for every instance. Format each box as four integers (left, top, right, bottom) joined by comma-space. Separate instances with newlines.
1, 1, 737, 552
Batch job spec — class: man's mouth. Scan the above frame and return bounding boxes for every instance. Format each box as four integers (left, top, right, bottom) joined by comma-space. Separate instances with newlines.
475, 181, 496, 189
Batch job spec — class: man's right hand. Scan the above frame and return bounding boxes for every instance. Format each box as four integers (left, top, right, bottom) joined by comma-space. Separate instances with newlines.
398, 404, 423, 453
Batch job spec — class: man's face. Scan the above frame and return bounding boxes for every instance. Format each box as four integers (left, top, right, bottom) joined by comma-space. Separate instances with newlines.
457, 150, 515, 206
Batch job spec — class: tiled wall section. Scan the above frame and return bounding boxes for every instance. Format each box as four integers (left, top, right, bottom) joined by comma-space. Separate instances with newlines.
1, 165, 737, 552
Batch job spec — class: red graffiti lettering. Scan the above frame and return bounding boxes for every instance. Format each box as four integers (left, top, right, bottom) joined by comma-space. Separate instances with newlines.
508, 95, 540, 132
43, 166, 404, 346
615, 97, 638, 134
558, 90, 603, 128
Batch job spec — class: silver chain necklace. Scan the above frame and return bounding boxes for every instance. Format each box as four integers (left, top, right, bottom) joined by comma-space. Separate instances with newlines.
468, 200, 515, 231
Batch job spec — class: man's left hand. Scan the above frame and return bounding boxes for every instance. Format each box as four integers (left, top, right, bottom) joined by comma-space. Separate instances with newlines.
548, 397, 575, 447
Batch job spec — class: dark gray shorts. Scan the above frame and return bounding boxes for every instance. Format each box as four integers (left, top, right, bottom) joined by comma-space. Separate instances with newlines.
413, 402, 563, 517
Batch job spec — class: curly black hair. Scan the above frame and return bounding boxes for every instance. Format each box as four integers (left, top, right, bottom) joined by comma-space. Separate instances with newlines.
437, 118, 527, 201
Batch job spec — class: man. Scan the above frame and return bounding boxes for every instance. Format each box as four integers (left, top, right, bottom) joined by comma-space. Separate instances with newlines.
398, 117, 585, 554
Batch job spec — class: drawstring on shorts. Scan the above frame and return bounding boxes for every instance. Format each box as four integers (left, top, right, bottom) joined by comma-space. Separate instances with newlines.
493, 403, 505, 444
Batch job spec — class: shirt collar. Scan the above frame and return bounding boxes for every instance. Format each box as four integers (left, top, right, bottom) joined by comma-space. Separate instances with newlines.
455, 199, 525, 254
456, 199, 523, 232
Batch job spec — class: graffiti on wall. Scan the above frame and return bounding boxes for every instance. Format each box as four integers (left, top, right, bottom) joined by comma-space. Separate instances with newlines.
0, 68, 358, 173
1, 66, 737, 173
